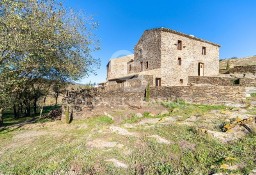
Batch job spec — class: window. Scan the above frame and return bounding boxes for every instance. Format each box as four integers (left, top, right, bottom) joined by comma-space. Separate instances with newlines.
180, 79, 183, 84
146, 61, 149, 69
202, 47, 206, 55
177, 40, 182, 50
178, 58, 182, 65
140, 62, 143, 71
156, 78, 161, 87
129, 65, 132, 71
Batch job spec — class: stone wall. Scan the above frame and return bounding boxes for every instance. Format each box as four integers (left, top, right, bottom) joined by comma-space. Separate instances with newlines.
133, 30, 162, 72
160, 29, 220, 86
107, 55, 134, 80
188, 76, 235, 86
149, 86, 246, 105
188, 76, 256, 87
62, 87, 145, 119
229, 65, 256, 74
240, 78, 256, 87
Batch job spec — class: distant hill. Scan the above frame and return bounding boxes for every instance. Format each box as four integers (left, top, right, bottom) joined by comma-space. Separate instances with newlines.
220, 56, 256, 72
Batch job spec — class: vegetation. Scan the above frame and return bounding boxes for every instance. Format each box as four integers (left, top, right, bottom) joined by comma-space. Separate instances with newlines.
145, 84, 150, 102
0, 0, 99, 124
0, 102, 255, 174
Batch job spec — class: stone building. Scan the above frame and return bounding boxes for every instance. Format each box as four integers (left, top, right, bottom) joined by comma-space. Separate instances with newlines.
107, 28, 220, 86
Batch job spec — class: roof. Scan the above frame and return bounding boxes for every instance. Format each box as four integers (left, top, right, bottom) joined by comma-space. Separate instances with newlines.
145, 28, 221, 47
108, 74, 138, 81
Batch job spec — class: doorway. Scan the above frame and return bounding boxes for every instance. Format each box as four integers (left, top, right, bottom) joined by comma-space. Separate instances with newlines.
156, 78, 161, 86
198, 63, 204, 76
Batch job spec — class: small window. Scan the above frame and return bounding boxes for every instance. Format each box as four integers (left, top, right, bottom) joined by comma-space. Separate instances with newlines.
146, 61, 149, 69
178, 58, 182, 65
129, 65, 132, 71
140, 62, 143, 71
156, 78, 161, 87
202, 47, 206, 55
177, 40, 182, 50
180, 79, 183, 84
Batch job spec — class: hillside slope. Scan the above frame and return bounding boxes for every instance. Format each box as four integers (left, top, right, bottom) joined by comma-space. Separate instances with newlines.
220, 56, 256, 70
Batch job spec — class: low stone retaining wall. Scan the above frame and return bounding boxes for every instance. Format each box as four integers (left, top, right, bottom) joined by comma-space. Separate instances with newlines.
240, 78, 256, 87
229, 65, 256, 74
188, 76, 256, 87
188, 76, 235, 86
62, 87, 145, 119
149, 86, 246, 105
62, 84, 248, 119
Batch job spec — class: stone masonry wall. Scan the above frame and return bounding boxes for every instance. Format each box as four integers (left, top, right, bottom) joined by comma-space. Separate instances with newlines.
62, 87, 145, 119
150, 86, 246, 105
107, 55, 134, 80
160, 30, 220, 86
188, 76, 235, 86
189, 76, 256, 87
240, 78, 256, 87
134, 30, 162, 71
229, 65, 256, 74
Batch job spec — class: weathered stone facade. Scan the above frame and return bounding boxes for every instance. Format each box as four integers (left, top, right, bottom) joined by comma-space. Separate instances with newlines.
107, 28, 220, 86
107, 54, 134, 81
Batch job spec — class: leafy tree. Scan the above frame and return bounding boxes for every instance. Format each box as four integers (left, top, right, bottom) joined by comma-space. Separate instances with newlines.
0, 0, 99, 118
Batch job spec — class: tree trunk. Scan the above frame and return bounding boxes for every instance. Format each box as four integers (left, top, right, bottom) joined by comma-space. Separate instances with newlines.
40, 96, 47, 118
13, 104, 18, 118
26, 103, 31, 117
55, 92, 59, 106
33, 98, 37, 115
0, 108, 3, 127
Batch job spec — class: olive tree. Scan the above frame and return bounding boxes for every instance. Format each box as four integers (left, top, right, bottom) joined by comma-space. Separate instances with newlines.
0, 0, 99, 117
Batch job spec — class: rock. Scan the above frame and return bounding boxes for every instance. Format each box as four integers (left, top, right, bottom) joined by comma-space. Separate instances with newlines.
105, 159, 128, 168
160, 110, 169, 116
87, 139, 123, 149
135, 113, 143, 118
160, 116, 177, 124
249, 169, 256, 175
123, 123, 135, 129
104, 112, 114, 120
185, 115, 198, 122
250, 101, 256, 107
109, 126, 138, 137
148, 135, 171, 144
137, 118, 160, 125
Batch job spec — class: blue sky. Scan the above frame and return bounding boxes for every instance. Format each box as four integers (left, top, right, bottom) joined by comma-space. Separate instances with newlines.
63, 0, 256, 84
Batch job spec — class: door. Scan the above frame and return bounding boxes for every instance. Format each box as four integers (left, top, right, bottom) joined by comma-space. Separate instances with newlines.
156, 78, 161, 86
198, 63, 204, 76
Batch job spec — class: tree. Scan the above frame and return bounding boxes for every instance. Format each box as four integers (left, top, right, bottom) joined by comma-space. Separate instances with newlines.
52, 82, 65, 106
0, 0, 100, 117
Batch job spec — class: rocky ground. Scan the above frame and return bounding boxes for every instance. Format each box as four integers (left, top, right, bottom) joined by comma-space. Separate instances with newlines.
0, 101, 255, 175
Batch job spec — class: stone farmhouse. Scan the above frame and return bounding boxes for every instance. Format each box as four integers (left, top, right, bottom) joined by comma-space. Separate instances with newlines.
62, 28, 256, 119
107, 28, 220, 86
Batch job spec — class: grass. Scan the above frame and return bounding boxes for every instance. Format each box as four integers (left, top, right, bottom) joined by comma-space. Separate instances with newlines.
0, 103, 255, 174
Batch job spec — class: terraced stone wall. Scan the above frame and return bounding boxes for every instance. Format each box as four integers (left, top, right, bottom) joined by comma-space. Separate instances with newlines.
149, 86, 246, 105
